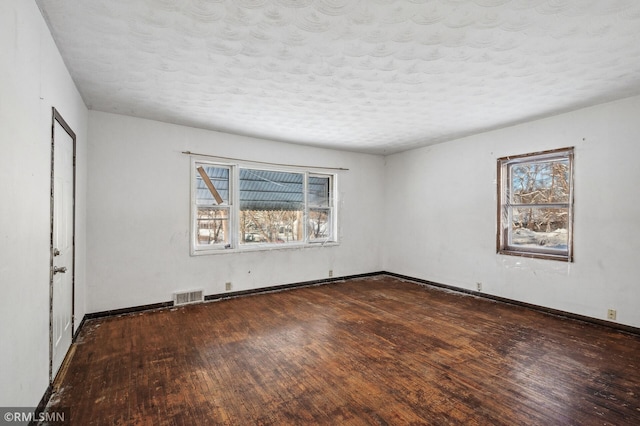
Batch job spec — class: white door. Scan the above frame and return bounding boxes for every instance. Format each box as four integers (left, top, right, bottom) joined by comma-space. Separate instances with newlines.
51, 111, 75, 381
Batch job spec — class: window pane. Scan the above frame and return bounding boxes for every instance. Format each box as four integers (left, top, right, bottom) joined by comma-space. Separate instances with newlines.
510, 159, 569, 204
309, 175, 331, 207
308, 209, 331, 241
197, 207, 229, 245
239, 169, 304, 244
240, 210, 303, 244
196, 166, 229, 205
509, 207, 569, 250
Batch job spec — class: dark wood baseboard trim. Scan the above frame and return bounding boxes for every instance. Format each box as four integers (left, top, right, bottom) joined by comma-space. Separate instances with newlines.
83, 272, 383, 321
81, 270, 640, 336
35, 318, 86, 422
85, 301, 174, 320
204, 271, 382, 302
382, 271, 640, 336
30, 384, 53, 426
73, 315, 86, 341
36, 317, 86, 422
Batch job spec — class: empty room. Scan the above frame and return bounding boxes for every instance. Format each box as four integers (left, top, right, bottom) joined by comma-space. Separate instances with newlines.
2, 0, 640, 424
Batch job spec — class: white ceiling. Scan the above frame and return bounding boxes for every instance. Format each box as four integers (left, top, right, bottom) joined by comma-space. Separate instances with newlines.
37, 0, 640, 154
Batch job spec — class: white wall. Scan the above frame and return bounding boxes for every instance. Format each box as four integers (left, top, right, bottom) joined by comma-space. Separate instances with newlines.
0, 0, 88, 407
383, 95, 640, 328
86, 112, 384, 313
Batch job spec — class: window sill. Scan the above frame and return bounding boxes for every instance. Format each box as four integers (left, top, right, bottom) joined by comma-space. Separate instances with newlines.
498, 249, 572, 263
191, 241, 340, 256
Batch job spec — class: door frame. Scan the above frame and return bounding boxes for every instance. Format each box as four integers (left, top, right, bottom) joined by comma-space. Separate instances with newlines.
49, 107, 76, 383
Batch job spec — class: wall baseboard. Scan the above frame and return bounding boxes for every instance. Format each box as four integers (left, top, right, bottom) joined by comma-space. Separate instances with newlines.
84, 301, 174, 321
81, 271, 640, 336
31, 384, 52, 426
79, 270, 640, 340
83, 271, 382, 321
382, 271, 640, 336
73, 315, 86, 341
204, 271, 382, 302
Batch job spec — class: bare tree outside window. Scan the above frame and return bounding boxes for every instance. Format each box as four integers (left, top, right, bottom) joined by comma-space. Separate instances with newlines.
497, 148, 574, 261
240, 210, 303, 243
194, 165, 230, 247
239, 169, 304, 245
308, 175, 332, 241
197, 208, 229, 244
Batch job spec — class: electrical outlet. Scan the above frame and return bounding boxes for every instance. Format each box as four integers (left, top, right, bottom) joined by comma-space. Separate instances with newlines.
225, 282, 232, 291
476, 282, 482, 292
607, 309, 617, 321
329, 270, 333, 277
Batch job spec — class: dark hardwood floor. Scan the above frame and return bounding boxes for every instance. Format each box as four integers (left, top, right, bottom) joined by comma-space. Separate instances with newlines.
45, 276, 640, 425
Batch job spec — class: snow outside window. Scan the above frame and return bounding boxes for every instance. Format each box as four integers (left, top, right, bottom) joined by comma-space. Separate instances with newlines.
497, 148, 574, 262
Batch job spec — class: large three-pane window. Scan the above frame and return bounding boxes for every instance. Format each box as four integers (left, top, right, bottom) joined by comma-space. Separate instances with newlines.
497, 148, 574, 261
192, 160, 336, 254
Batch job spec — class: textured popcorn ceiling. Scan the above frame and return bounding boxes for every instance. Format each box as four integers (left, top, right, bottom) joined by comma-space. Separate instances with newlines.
37, 0, 640, 154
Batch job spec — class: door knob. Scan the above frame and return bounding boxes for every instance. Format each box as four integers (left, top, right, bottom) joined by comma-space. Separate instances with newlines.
53, 266, 67, 274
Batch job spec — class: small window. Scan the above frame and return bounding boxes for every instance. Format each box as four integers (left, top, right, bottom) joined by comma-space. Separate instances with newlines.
191, 160, 338, 255
497, 148, 574, 261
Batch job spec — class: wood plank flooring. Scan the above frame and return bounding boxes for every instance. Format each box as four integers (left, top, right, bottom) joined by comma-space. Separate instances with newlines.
45, 276, 640, 425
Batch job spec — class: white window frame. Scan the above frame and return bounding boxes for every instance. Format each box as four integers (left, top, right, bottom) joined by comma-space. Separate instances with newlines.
192, 163, 233, 251
497, 147, 574, 262
191, 159, 338, 255
307, 173, 335, 243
